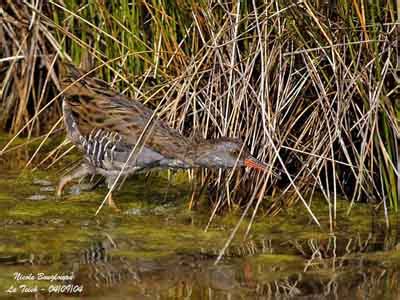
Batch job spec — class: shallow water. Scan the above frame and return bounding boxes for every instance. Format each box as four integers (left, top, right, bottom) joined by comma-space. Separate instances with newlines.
0, 139, 399, 300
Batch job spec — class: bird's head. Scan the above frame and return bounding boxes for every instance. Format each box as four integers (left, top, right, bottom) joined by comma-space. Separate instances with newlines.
193, 138, 267, 171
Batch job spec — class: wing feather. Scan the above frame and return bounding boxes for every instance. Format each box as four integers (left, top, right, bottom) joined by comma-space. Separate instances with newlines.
60, 65, 191, 162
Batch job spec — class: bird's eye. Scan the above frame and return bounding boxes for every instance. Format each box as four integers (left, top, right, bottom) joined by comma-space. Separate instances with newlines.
231, 149, 239, 156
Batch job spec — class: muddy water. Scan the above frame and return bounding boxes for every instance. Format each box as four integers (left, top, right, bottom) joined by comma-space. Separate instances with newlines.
0, 139, 399, 299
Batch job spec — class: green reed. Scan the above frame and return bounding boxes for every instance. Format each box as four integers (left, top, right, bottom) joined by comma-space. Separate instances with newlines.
0, 0, 398, 225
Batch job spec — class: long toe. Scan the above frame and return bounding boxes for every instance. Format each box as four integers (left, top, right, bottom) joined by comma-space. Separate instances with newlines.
107, 194, 121, 212
56, 177, 68, 197
56, 164, 91, 198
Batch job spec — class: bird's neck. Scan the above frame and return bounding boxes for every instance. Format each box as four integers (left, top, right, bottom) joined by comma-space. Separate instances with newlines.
186, 140, 220, 167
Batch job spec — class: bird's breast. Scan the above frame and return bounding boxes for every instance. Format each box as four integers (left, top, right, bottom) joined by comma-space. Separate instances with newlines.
159, 159, 191, 169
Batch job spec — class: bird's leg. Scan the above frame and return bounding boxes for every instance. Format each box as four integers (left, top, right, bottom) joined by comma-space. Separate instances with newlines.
57, 164, 91, 197
87, 176, 105, 191
106, 193, 120, 212
105, 176, 120, 212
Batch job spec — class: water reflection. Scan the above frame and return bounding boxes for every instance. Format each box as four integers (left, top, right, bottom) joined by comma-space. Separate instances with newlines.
2, 228, 400, 299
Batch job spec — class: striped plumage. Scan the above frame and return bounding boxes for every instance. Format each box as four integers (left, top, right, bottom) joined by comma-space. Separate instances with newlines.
57, 63, 270, 210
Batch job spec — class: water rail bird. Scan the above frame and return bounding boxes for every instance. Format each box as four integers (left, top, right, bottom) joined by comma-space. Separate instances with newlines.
57, 64, 276, 210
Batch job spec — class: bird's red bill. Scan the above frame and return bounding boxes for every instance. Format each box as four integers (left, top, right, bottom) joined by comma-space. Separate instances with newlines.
244, 158, 266, 171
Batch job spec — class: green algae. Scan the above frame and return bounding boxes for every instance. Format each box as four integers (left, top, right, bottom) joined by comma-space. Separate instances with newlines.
1, 135, 400, 299
365, 249, 400, 265
252, 253, 302, 263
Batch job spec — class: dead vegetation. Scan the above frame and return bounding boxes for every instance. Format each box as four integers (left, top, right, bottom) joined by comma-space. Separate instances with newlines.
0, 1, 399, 228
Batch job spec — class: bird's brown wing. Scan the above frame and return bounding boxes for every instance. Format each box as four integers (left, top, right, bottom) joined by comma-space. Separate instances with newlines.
60, 64, 191, 162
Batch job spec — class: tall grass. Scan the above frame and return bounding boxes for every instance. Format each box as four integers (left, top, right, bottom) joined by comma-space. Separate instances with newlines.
0, 1, 398, 228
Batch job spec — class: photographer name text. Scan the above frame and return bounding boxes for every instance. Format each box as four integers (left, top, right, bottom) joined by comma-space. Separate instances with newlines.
6, 272, 83, 294
14, 272, 74, 282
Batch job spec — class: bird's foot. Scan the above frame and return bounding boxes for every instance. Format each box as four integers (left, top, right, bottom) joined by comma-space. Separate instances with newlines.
56, 179, 67, 197
107, 194, 121, 212
56, 164, 91, 197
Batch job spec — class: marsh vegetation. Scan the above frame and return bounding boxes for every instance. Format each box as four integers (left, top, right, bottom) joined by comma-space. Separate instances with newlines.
0, 1, 399, 297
